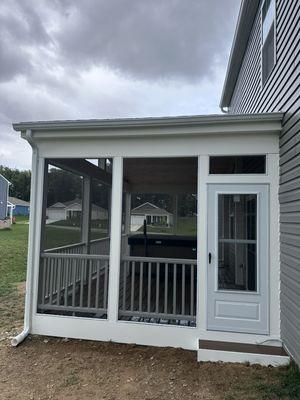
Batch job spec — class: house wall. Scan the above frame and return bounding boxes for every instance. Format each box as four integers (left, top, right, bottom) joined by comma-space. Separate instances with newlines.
47, 208, 65, 221
0, 177, 8, 220
228, 0, 300, 364
14, 205, 30, 216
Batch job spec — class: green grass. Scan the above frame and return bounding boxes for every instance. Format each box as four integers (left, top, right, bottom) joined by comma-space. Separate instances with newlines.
226, 362, 300, 400
43, 225, 108, 249
0, 223, 28, 332
44, 225, 81, 249
0, 224, 28, 297
138, 217, 197, 236
14, 215, 29, 223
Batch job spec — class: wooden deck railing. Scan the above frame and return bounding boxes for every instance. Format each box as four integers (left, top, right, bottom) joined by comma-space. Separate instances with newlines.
38, 252, 109, 316
38, 250, 197, 324
119, 256, 197, 323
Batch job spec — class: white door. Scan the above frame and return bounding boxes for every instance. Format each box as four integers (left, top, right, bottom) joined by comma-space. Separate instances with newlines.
207, 184, 269, 334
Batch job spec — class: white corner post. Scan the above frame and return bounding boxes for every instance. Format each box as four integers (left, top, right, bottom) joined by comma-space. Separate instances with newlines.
81, 176, 92, 253
12, 139, 45, 346
107, 157, 123, 322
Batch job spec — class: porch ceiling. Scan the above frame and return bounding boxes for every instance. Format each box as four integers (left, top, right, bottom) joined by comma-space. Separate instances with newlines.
124, 157, 197, 193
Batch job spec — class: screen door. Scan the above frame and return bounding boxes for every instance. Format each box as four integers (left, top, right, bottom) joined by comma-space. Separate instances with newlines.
207, 184, 269, 334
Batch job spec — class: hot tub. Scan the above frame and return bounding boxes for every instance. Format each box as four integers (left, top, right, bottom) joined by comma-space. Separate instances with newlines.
128, 234, 197, 259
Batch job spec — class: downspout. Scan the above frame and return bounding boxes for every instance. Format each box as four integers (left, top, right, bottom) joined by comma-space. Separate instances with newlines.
11, 129, 38, 346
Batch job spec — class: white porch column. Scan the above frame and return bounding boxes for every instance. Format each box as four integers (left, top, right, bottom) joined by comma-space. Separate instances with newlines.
81, 176, 91, 253
197, 155, 208, 330
23, 149, 46, 334
107, 157, 123, 322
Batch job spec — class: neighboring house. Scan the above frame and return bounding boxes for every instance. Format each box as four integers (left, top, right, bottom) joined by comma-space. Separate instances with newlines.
0, 174, 12, 228
11, 0, 299, 367
8, 196, 30, 216
220, 0, 300, 367
131, 202, 173, 229
46, 198, 108, 222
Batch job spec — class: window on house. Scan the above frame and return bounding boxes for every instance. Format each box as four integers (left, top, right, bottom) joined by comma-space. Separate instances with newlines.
209, 155, 266, 174
262, 0, 275, 84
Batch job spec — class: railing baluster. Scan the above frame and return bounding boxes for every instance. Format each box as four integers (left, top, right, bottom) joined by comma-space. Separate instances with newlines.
64, 257, 68, 306
95, 260, 100, 309
139, 262, 144, 312
156, 262, 160, 313
80, 259, 84, 307
173, 263, 177, 315
41, 257, 46, 305
44, 258, 49, 300
122, 261, 127, 310
164, 262, 168, 314
103, 261, 108, 309
87, 259, 92, 308
57, 257, 61, 306
72, 258, 76, 307
181, 264, 186, 315
147, 262, 151, 313
190, 264, 194, 316
49, 258, 54, 305
130, 261, 135, 311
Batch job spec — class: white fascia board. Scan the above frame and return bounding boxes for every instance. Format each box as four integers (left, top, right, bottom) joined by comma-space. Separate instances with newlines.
220, 0, 261, 108
13, 113, 283, 144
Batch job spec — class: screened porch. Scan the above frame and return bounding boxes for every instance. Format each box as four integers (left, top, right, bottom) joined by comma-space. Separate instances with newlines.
38, 157, 198, 326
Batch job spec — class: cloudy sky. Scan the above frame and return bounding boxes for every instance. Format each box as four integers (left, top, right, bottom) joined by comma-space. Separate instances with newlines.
0, 0, 240, 170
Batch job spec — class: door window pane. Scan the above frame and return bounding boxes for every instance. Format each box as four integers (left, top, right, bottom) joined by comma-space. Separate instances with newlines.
218, 194, 257, 291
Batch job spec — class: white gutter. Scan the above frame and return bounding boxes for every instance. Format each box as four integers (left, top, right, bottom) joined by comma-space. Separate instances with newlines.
11, 129, 38, 346
220, 106, 229, 114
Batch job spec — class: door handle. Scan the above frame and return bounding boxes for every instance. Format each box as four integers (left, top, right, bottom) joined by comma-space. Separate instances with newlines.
208, 252, 212, 264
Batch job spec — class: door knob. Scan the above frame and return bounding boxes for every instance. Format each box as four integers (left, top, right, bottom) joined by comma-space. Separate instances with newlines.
208, 252, 212, 264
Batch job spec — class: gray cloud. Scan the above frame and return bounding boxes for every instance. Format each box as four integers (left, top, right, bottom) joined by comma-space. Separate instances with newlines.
56, 0, 239, 81
0, 0, 240, 169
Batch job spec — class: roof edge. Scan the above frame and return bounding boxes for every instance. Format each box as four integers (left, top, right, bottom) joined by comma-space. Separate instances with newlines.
13, 112, 283, 134
220, 0, 261, 109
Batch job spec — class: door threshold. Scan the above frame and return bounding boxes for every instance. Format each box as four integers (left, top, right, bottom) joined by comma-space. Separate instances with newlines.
198, 340, 290, 366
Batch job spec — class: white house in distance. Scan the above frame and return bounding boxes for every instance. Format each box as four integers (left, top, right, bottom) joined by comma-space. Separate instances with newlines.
46, 198, 108, 222
130, 202, 173, 231
0, 174, 13, 228
12, 0, 300, 367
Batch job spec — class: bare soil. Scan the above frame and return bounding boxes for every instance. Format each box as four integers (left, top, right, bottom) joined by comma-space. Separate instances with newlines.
0, 334, 284, 400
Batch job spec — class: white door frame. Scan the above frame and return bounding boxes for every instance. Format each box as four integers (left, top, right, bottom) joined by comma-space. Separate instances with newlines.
207, 183, 269, 334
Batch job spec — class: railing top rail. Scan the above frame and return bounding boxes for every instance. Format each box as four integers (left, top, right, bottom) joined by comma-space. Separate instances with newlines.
41, 252, 110, 260
90, 237, 110, 244
90, 233, 127, 244
44, 242, 86, 253
122, 256, 197, 265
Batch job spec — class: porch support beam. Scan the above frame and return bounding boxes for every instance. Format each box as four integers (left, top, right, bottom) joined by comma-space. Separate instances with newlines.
107, 157, 123, 322
124, 192, 131, 234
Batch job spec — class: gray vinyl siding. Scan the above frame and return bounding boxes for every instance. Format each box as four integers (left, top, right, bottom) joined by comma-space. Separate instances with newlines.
0, 176, 8, 220
228, 0, 300, 365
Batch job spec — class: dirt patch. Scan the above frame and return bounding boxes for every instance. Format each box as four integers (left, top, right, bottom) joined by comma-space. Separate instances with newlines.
0, 282, 25, 340
0, 336, 283, 400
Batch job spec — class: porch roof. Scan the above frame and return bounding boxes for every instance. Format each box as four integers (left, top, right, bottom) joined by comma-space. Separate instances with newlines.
13, 113, 283, 141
